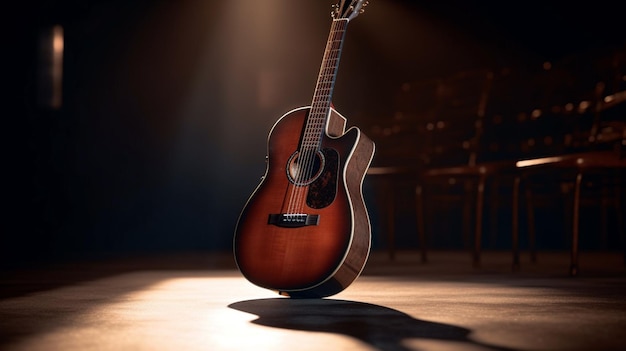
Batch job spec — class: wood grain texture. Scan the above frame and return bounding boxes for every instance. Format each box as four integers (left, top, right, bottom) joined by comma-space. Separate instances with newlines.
234, 107, 375, 298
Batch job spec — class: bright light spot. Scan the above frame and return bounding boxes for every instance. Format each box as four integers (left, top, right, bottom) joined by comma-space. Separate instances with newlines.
517, 156, 563, 167
51, 25, 63, 109
531, 109, 541, 119
53, 25, 64, 53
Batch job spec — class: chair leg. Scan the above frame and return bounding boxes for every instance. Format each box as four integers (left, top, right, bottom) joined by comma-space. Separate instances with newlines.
489, 178, 500, 247
463, 181, 473, 250
525, 179, 537, 263
385, 179, 396, 261
415, 184, 427, 263
571, 172, 583, 276
601, 185, 610, 248
615, 180, 626, 266
512, 175, 521, 271
473, 176, 485, 268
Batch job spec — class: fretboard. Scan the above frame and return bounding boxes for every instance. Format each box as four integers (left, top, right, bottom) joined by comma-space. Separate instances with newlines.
300, 19, 349, 152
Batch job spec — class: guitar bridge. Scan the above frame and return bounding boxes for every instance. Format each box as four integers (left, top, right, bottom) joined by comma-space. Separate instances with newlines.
268, 213, 320, 228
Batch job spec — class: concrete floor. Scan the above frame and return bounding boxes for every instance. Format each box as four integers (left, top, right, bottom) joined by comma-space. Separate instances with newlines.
1, 250, 625, 351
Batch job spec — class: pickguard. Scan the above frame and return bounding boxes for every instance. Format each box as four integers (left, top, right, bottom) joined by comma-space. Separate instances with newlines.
307, 148, 339, 209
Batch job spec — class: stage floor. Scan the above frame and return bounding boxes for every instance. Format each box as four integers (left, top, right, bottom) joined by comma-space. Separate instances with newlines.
1, 250, 625, 351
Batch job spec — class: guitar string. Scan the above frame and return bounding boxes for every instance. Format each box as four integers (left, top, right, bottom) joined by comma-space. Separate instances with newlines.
294, 20, 344, 215
287, 19, 347, 216
301, 20, 346, 213
302, 19, 346, 209
286, 21, 342, 215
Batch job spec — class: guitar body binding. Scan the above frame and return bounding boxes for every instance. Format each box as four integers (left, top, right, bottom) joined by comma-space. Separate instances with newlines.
233, 1, 374, 298
233, 107, 375, 298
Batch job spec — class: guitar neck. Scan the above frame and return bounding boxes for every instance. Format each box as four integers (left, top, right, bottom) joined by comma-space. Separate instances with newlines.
301, 19, 349, 151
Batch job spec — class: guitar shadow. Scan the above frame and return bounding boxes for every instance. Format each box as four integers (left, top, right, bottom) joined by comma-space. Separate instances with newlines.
228, 298, 521, 351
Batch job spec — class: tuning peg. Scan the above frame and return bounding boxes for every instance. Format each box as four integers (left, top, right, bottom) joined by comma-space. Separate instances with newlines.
359, 1, 369, 14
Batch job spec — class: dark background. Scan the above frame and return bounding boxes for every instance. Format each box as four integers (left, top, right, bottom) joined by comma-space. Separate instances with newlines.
5, 0, 626, 267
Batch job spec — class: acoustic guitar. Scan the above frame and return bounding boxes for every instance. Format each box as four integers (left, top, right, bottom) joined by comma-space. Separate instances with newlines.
233, 0, 375, 298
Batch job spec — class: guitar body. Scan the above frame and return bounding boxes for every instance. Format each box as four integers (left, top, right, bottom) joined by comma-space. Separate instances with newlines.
234, 107, 375, 298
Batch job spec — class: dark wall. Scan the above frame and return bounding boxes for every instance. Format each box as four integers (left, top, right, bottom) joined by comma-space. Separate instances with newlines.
5, 0, 626, 267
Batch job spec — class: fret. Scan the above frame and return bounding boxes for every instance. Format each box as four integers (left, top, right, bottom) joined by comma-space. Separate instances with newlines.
312, 95, 332, 101
299, 19, 348, 152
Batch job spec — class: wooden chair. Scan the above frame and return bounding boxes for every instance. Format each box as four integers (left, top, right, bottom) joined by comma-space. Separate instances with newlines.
368, 48, 626, 272
412, 69, 496, 266
368, 70, 495, 262
513, 50, 626, 275
366, 77, 443, 259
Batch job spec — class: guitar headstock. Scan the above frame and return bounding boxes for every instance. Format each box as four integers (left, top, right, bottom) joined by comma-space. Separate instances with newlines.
331, 0, 369, 21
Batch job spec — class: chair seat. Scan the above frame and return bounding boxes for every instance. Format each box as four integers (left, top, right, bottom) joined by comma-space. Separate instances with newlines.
516, 150, 626, 170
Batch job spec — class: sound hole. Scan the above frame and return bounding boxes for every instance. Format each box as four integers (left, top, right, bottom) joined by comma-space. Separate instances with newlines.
286, 150, 325, 186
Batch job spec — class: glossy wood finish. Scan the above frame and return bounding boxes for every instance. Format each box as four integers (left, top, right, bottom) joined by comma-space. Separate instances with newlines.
234, 107, 374, 298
